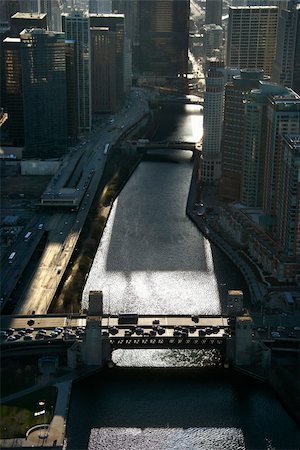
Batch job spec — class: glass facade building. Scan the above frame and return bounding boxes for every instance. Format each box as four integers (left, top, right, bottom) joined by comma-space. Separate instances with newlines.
62, 11, 91, 131
20, 28, 68, 157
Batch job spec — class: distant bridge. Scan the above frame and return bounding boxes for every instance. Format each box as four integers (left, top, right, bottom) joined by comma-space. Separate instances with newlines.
136, 140, 198, 153
157, 96, 204, 105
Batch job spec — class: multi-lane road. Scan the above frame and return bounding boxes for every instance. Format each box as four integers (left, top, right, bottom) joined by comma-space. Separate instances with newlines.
1, 89, 149, 315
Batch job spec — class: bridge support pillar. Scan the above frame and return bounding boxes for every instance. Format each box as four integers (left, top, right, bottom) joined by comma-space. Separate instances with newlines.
81, 291, 108, 366
234, 315, 254, 366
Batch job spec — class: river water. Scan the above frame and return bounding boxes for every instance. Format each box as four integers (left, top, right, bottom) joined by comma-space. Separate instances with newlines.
67, 105, 299, 449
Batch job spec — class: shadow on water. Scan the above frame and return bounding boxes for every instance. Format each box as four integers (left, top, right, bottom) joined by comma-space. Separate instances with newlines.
105, 151, 208, 273
66, 368, 299, 450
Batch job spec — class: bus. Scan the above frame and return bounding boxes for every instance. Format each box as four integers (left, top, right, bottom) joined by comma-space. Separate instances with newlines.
8, 252, 16, 263
24, 231, 32, 241
118, 313, 138, 325
103, 144, 110, 155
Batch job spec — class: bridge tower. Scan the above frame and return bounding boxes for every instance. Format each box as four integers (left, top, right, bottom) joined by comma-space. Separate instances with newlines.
234, 315, 254, 366
82, 291, 104, 366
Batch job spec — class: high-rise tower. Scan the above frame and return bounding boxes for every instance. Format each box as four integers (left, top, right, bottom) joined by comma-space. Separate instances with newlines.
20, 28, 68, 157
2, 36, 24, 145
62, 11, 91, 131
220, 70, 267, 201
138, 0, 189, 88
272, 1, 300, 95
276, 134, 300, 258
226, 6, 278, 77
202, 59, 225, 183
263, 90, 300, 220
241, 82, 289, 208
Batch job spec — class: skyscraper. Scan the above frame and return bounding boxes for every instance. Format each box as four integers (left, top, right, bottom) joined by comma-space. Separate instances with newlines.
202, 59, 225, 183
203, 24, 223, 59
20, 28, 68, 157
241, 82, 289, 207
90, 14, 125, 112
65, 39, 78, 141
277, 134, 300, 258
62, 10, 91, 131
220, 69, 267, 201
262, 89, 300, 220
205, 0, 222, 26
137, 0, 189, 87
111, 0, 139, 76
226, 6, 278, 77
2, 36, 24, 145
272, 1, 300, 95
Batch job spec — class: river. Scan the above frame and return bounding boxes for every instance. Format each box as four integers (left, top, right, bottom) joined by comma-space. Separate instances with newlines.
67, 104, 299, 449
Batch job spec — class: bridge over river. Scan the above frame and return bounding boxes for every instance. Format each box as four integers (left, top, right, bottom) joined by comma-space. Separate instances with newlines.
1, 313, 299, 362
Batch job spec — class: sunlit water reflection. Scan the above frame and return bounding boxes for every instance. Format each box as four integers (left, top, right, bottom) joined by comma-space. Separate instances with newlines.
83, 154, 222, 315
88, 427, 246, 450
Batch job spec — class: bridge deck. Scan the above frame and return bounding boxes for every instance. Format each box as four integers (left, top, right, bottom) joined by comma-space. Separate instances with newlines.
0, 315, 229, 331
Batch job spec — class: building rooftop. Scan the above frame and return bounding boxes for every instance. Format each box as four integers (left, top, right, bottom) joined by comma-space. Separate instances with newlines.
230, 5, 278, 10
3, 37, 20, 43
89, 13, 125, 18
11, 12, 47, 20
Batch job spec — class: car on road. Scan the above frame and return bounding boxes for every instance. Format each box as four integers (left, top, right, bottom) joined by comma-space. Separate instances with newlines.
109, 326, 118, 335
7, 335, 16, 341
37, 329, 47, 334
54, 327, 63, 333
16, 329, 26, 335
271, 331, 280, 338
157, 327, 165, 335
24, 334, 33, 340
35, 333, 44, 340
135, 327, 144, 335
3, 328, 15, 335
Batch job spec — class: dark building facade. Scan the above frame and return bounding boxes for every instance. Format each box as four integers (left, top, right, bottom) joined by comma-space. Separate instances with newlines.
2, 36, 24, 145
65, 39, 78, 141
205, 0, 222, 26
0, 1, 21, 25
62, 11, 91, 132
272, 1, 300, 96
20, 28, 67, 157
90, 14, 125, 112
112, 0, 139, 76
220, 70, 266, 202
138, 0, 189, 83
90, 27, 118, 112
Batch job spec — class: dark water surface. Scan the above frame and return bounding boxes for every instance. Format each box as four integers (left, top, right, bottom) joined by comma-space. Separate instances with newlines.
67, 368, 299, 450
68, 105, 299, 449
